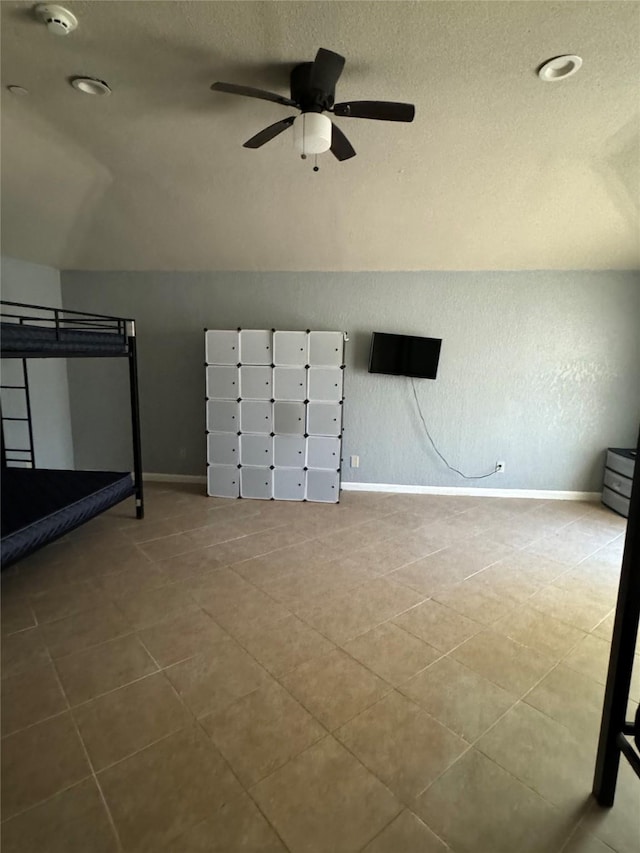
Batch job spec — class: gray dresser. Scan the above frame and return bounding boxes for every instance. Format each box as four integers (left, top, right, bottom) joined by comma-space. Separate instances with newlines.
602, 447, 636, 518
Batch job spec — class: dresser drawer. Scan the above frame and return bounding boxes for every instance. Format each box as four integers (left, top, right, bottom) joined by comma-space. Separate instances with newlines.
602, 486, 630, 519
605, 448, 636, 479
603, 467, 632, 499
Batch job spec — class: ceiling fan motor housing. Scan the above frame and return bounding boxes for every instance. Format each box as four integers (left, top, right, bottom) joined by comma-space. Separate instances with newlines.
290, 63, 334, 112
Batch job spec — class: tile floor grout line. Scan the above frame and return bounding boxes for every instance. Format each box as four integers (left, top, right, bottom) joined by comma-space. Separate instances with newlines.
136, 635, 299, 853
411, 650, 596, 818
50, 655, 125, 852
0, 774, 96, 826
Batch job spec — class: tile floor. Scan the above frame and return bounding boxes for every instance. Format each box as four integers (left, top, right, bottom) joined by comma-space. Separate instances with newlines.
1, 484, 638, 852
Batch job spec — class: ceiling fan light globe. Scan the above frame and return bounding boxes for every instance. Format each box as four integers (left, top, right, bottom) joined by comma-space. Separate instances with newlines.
293, 113, 332, 155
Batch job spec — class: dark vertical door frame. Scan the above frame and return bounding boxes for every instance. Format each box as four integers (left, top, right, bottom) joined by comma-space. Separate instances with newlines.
127, 324, 144, 520
593, 424, 640, 805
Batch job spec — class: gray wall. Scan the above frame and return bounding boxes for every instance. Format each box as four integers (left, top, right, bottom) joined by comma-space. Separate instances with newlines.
61, 270, 640, 491
1, 256, 74, 469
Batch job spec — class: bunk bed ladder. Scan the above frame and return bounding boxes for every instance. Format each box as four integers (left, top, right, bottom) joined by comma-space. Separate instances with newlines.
0, 358, 35, 469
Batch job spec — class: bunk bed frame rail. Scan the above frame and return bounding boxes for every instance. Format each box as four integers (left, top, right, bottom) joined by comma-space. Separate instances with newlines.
1, 300, 144, 568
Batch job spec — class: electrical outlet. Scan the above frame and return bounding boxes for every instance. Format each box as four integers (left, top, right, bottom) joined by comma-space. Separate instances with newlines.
496, 460, 505, 473
350, 455, 360, 468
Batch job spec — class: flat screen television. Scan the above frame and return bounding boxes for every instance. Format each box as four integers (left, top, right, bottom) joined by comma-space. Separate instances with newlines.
368, 331, 442, 379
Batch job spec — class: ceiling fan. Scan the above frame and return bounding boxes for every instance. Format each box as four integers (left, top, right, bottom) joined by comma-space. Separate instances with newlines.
211, 48, 415, 166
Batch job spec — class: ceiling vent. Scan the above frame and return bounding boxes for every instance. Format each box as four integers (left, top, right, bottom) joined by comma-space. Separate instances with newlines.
35, 4, 78, 36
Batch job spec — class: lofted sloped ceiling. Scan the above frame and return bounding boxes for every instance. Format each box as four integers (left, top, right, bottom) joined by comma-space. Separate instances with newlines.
1, 0, 639, 271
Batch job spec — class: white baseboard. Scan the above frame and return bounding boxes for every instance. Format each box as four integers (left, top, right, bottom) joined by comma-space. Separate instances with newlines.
142, 473, 600, 502
340, 482, 601, 501
143, 473, 207, 484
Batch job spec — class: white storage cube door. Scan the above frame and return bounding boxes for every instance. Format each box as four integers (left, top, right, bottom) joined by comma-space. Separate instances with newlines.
240, 434, 273, 466
273, 331, 308, 365
208, 465, 240, 498
307, 436, 340, 470
307, 402, 342, 436
274, 402, 306, 435
306, 470, 340, 502
309, 332, 343, 366
273, 367, 306, 401
240, 400, 272, 432
207, 400, 239, 432
307, 367, 343, 402
206, 330, 239, 364
274, 469, 306, 501
240, 366, 272, 399
274, 435, 306, 467
207, 433, 238, 465
240, 330, 272, 364
206, 366, 239, 399
240, 467, 273, 499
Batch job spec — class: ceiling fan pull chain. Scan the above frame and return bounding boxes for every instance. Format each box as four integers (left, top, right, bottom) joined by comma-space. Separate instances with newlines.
301, 113, 307, 159
313, 154, 319, 173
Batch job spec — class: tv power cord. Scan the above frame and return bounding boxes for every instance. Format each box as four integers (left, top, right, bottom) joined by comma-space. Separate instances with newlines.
410, 377, 499, 481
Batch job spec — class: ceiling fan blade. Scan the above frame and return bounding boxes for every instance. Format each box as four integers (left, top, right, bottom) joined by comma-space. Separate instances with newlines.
309, 48, 346, 93
243, 117, 296, 149
211, 81, 297, 108
333, 101, 415, 122
330, 123, 356, 161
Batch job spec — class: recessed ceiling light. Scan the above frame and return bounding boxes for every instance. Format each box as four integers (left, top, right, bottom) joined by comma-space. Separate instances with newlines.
70, 77, 111, 96
7, 85, 29, 96
538, 55, 583, 82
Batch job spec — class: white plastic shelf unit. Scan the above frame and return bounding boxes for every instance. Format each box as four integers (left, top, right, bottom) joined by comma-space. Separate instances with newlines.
205, 329, 345, 503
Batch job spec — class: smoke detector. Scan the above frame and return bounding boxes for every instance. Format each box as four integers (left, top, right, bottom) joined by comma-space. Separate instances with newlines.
35, 4, 78, 36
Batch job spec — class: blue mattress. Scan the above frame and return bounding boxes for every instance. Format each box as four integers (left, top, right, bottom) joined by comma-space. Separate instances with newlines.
1, 469, 135, 568
1, 322, 128, 356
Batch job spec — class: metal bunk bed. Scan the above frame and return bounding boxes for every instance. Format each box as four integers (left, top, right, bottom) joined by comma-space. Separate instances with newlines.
0, 300, 144, 568
593, 425, 640, 805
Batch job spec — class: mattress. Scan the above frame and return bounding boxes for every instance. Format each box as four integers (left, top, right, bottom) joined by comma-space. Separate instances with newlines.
1, 322, 128, 356
1, 468, 135, 568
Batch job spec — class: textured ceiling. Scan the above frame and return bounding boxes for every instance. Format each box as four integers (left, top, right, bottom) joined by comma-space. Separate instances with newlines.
1, 0, 639, 271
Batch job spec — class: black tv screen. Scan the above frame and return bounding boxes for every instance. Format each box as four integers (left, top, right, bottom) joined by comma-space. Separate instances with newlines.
368, 332, 442, 379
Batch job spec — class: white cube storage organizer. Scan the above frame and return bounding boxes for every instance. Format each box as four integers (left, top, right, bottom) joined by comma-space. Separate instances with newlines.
206, 329, 345, 503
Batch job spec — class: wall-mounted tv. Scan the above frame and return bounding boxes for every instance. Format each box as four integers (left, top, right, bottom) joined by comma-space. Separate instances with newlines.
368, 332, 442, 380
